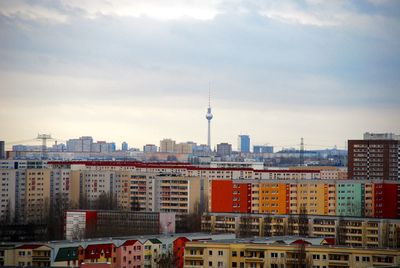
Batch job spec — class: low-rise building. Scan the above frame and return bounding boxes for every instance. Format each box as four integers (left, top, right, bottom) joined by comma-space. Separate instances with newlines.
65, 210, 175, 240
202, 213, 400, 248
184, 237, 400, 268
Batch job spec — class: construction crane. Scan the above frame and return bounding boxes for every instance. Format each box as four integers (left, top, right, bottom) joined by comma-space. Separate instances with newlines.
37, 134, 52, 160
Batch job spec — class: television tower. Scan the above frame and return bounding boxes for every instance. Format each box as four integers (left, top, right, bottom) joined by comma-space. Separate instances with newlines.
206, 85, 213, 150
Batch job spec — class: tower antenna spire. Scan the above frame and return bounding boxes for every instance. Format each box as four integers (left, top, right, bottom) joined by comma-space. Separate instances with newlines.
208, 82, 211, 108
206, 82, 213, 151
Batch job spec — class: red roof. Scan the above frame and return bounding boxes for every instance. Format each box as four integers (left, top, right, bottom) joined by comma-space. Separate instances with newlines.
174, 237, 190, 243
291, 239, 312, 245
84, 244, 115, 259
322, 238, 335, 245
121, 240, 140, 246
16, 244, 44, 250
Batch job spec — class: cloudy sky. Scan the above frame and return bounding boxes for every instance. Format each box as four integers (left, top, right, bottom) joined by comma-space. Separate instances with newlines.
0, 0, 399, 150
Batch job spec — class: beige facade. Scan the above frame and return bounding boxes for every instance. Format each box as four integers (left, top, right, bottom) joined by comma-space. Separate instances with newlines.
0, 169, 16, 222
25, 169, 51, 223
184, 238, 400, 268
289, 182, 325, 215
11, 245, 52, 267
160, 139, 176, 153
202, 213, 400, 248
175, 143, 194, 154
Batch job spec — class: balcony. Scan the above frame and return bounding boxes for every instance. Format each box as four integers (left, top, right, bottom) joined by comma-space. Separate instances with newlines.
184, 254, 203, 260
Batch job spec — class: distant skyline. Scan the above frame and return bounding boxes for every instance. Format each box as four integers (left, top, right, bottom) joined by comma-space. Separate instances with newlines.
1, 0, 399, 150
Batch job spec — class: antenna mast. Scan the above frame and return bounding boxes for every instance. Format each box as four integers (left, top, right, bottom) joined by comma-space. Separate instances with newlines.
37, 134, 52, 160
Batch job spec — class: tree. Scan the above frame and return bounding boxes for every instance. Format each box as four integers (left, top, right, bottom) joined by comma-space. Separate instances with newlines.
177, 201, 202, 233
47, 193, 71, 240
293, 242, 312, 268
287, 214, 295, 236
298, 204, 309, 237
336, 216, 346, 246
94, 192, 117, 210
239, 215, 254, 238
155, 251, 176, 268
264, 214, 273, 237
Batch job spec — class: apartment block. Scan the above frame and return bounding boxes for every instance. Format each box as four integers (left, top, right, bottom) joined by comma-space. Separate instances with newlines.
202, 213, 400, 248
25, 169, 51, 223
348, 133, 399, 181
184, 237, 400, 268
210, 180, 252, 213
0, 169, 16, 222
258, 182, 288, 214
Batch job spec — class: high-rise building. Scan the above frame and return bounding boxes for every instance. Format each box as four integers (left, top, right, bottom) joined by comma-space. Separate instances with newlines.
0, 141, 5, 159
348, 132, 399, 181
253, 145, 273, 153
160, 139, 176, 153
238, 135, 250, 153
92, 141, 115, 153
81, 136, 93, 152
175, 143, 193, 154
216, 143, 232, 157
121, 142, 128, 151
66, 136, 93, 152
144, 144, 158, 153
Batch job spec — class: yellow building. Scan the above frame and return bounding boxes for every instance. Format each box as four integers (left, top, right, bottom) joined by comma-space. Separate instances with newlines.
143, 238, 162, 268
202, 213, 400, 248
13, 244, 52, 267
184, 237, 400, 268
25, 169, 51, 223
289, 182, 325, 215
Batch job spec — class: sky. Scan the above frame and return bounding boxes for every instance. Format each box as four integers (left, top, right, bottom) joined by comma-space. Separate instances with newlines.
0, 0, 399, 151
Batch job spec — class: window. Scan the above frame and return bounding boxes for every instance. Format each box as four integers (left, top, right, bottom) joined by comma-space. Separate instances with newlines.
218, 261, 223, 267
240, 263, 245, 268
232, 251, 237, 257
362, 257, 370, 262
271, 253, 278, 258
232, 262, 237, 268
209, 250, 212, 256
218, 251, 223, 256
240, 251, 244, 257
209, 261, 212, 267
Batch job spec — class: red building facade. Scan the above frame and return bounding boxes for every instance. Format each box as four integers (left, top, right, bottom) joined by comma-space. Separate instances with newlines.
211, 180, 251, 213
374, 183, 400, 218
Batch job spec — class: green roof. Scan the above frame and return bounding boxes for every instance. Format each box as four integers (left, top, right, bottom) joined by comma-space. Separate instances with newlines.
55, 247, 79, 262
147, 238, 162, 244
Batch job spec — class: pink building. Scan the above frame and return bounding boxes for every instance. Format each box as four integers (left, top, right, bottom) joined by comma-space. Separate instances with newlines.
116, 240, 143, 268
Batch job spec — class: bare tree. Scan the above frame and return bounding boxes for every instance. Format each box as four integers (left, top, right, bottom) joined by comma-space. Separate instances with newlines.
291, 243, 311, 268
336, 216, 346, 246
298, 204, 309, 237
287, 214, 295, 236
155, 251, 176, 268
264, 214, 273, 237
44, 193, 72, 240
177, 201, 202, 233
239, 215, 254, 238
94, 192, 117, 210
